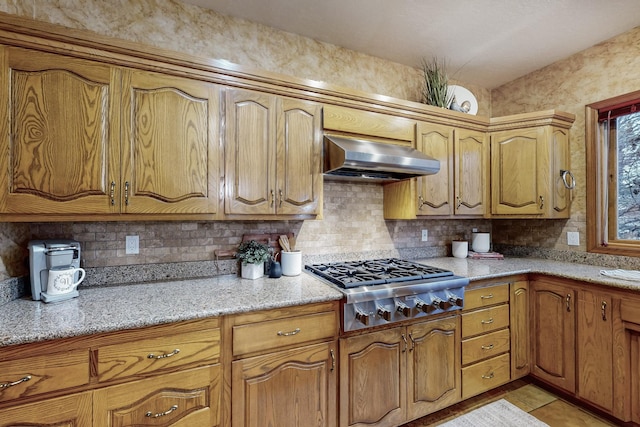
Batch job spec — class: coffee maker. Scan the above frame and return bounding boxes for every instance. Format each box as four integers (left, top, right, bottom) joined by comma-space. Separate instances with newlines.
28, 239, 82, 303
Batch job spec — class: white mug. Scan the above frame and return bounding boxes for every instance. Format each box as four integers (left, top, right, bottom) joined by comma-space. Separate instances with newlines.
281, 251, 302, 276
47, 267, 85, 295
452, 240, 468, 259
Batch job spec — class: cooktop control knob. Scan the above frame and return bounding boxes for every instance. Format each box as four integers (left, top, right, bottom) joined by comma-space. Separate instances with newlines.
355, 310, 370, 326
416, 299, 438, 314
449, 296, 463, 307
396, 301, 411, 317
377, 306, 392, 321
434, 298, 453, 310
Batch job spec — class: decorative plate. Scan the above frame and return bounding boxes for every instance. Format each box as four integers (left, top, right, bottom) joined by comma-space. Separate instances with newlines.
447, 85, 478, 115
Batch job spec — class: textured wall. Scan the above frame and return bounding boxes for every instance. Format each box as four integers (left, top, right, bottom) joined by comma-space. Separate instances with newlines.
491, 26, 640, 253
0, 0, 490, 280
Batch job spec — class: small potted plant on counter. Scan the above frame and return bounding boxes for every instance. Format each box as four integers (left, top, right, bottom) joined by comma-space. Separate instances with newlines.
236, 240, 270, 279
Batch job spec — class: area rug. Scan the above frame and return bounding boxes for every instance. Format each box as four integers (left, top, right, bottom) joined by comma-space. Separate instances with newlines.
438, 399, 550, 426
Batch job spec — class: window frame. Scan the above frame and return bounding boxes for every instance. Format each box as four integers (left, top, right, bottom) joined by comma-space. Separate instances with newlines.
586, 89, 640, 257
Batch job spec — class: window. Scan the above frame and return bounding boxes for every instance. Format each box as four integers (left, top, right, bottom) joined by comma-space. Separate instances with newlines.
587, 90, 640, 256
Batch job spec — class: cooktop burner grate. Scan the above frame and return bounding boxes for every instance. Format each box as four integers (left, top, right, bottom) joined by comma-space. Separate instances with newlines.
305, 258, 454, 288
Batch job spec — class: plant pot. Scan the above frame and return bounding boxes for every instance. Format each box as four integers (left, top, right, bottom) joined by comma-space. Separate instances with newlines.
241, 263, 264, 280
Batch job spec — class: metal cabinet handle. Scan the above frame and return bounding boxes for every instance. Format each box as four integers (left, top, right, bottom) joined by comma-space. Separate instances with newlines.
456, 195, 462, 209
601, 300, 607, 321
124, 181, 130, 206
270, 189, 275, 207
408, 332, 416, 351
147, 349, 180, 359
418, 195, 425, 210
481, 344, 494, 350
330, 349, 335, 372
566, 294, 572, 312
480, 294, 494, 300
539, 195, 544, 209
110, 181, 116, 206
560, 170, 576, 189
0, 375, 31, 389
481, 318, 494, 324
401, 333, 408, 353
482, 372, 495, 380
279, 189, 283, 208
146, 404, 178, 418
277, 328, 300, 336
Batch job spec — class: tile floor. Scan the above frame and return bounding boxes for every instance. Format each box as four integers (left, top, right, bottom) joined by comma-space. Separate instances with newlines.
402, 379, 619, 426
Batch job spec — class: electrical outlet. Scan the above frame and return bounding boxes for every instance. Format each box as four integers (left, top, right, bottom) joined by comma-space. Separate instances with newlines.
125, 235, 139, 254
567, 231, 580, 246
421, 229, 428, 242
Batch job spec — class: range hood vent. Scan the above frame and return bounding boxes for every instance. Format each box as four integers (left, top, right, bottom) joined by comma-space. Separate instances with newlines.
323, 135, 440, 181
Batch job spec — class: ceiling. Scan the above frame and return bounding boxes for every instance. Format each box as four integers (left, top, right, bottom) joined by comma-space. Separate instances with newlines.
181, 0, 640, 89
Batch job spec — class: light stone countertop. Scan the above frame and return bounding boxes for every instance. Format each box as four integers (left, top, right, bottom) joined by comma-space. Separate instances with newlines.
2, 256, 640, 348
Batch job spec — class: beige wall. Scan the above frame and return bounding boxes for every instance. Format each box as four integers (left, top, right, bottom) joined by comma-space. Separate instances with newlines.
490, 26, 640, 251
0, 0, 491, 280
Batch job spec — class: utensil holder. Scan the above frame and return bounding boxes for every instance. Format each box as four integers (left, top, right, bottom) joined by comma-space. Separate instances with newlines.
281, 251, 302, 276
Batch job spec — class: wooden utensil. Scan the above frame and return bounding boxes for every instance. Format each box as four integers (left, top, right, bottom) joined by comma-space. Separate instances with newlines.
279, 235, 291, 252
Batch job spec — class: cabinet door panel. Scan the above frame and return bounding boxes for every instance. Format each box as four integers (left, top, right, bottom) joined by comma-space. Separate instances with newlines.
416, 123, 453, 216
232, 342, 336, 427
340, 327, 405, 427
491, 128, 544, 215
407, 316, 461, 419
530, 279, 575, 392
121, 69, 219, 214
225, 89, 276, 214
510, 280, 530, 379
551, 127, 571, 216
276, 98, 322, 215
0, 391, 92, 427
577, 290, 613, 411
0, 46, 119, 214
455, 129, 487, 216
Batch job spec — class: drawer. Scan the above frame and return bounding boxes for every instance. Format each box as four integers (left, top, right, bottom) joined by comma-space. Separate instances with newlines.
94, 365, 220, 427
462, 328, 510, 365
233, 311, 337, 356
0, 348, 89, 403
464, 284, 509, 311
461, 304, 509, 338
97, 328, 221, 382
462, 353, 511, 399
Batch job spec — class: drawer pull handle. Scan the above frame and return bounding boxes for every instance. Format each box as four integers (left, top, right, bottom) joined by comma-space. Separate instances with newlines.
147, 349, 180, 359
146, 404, 178, 418
480, 294, 494, 300
0, 375, 31, 389
481, 318, 494, 324
277, 328, 301, 337
482, 372, 495, 380
330, 349, 336, 372
481, 344, 494, 350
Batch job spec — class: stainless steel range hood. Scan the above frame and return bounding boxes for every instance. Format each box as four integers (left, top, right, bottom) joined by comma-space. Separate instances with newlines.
323, 135, 440, 181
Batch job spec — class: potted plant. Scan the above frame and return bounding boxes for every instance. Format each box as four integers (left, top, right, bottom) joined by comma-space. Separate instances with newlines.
236, 240, 270, 279
421, 57, 453, 108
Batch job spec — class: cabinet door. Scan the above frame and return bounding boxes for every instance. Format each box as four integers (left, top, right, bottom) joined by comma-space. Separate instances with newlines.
530, 279, 576, 392
225, 88, 277, 215
0, 46, 120, 214
577, 289, 613, 411
276, 97, 322, 215
406, 316, 461, 419
455, 129, 488, 216
416, 123, 454, 216
232, 342, 336, 427
549, 126, 571, 218
340, 327, 406, 427
0, 391, 92, 427
491, 128, 546, 215
94, 365, 220, 427
121, 69, 220, 215
510, 280, 530, 379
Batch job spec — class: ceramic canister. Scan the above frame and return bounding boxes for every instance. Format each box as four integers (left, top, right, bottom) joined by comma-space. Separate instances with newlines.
471, 232, 490, 253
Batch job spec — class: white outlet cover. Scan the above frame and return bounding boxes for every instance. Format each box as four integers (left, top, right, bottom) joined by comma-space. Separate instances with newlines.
126, 235, 139, 254
421, 230, 428, 241
567, 232, 580, 246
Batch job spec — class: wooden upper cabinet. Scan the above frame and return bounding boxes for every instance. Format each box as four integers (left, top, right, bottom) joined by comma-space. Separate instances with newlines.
455, 129, 488, 216
224, 88, 321, 217
0, 46, 120, 215
0, 46, 220, 218
120, 69, 219, 215
416, 123, 454, 216
489, 111, 574, 218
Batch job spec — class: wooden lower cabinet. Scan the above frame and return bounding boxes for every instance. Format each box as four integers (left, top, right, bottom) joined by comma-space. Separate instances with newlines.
231, 341, 337, 427
0, 391, 92, 426
530, 277, 576, 393
94, 365, 221, 427
510, 280, 530, 379
339, 316, 460, 427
